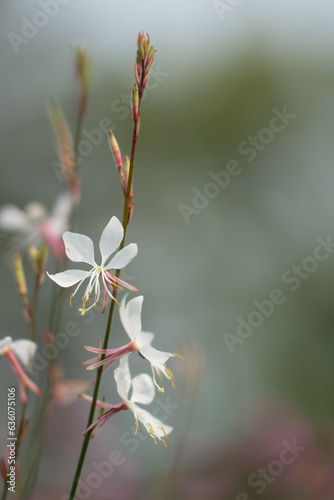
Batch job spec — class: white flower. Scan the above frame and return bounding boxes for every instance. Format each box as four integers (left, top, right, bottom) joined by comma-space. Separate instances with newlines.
0, 336, 41, 404
47, 216, 138, 315
120, 295, 181, 391
82, 355, 173, 446
0, 191, 73, 260
115, 355, 173, 445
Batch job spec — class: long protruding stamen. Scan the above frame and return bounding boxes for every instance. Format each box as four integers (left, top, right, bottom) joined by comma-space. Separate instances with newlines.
151, 365, 164, 393
161, 426, 168, 439
164, 363, 175, 388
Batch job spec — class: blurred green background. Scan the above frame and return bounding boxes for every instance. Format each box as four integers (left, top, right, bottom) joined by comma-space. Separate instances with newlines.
1, 1, 334, 498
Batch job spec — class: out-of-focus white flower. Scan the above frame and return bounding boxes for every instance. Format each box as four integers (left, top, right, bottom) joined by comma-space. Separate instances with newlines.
80, 355, 173, 446
0, 336, 42, 404
0, 192, 73, 261
47, 216, 138, 315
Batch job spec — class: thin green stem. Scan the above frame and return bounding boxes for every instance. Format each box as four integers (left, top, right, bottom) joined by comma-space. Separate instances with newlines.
68, 83, 142, 500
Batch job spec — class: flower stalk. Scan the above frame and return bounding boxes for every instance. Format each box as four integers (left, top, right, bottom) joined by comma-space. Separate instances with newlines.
68, 32, 155, 500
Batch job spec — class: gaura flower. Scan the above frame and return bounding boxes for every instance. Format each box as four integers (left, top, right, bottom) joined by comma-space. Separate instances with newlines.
0, 337, 42, 404
82, 295, 182, 391
0, 192, 73, 261
80, 355, 172, 446
47, 216, 138, 315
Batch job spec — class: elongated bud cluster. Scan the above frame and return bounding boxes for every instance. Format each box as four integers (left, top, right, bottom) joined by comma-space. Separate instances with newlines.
13, 253, 32, 323
75, 47, 92, 96
135, 31, 155, 99
137, 32, 150, 61
50, 100, 80, 202
75, 47, 92, 121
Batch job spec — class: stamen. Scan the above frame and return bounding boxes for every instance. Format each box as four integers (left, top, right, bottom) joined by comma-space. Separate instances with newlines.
161, 426, 168, 439
101, 274, 121, 306
134, 417, 138, 435
173, 353, 184, 360
161, 439, 167, 448
70, 294, 74, 307
151, 365, 164, 392
164, 364, 175, 388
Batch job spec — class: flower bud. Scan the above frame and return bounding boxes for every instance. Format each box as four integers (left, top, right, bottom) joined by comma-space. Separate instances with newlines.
135, 61, 141, 86
137, 32, 146, 60
124, 155, 130, 187
75, 47, 92, 120
13, 253, 31, 323
50, 100, 78, 199
145, 45, 155, 71
30, 243, 48, 285
75, 47, 92, 94
108, 130, 126, 194
132, 83, 139, 122
108, 130, 123, 171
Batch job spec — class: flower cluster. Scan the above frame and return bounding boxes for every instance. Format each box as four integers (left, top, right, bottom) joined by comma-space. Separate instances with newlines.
48, 216, 181, 445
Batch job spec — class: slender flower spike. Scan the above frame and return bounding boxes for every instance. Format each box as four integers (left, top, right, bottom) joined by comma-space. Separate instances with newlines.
81, 355, 173, 446
47, 217, 138, 315
82, 295, 182, 391
0, 337, 42, 404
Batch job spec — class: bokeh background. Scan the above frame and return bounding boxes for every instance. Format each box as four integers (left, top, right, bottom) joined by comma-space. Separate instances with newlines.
1, 1, 334, 499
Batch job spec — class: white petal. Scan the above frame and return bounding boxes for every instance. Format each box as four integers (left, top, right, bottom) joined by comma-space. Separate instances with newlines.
139, 344, 172, 368
133, 406, 173, 439
119, 295, 143, 341
0, 205, 33, 232
130, 374, 155, 406
0, 336, 13, 353
63, 231, 95, 265
136, 331, 154, 349
106, 243, 138, 270
119, 295, 130, 336
47, 269, 89, 288
114, 355, 131, 402
11, 340, 37, 367
99, 217, 124, 265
